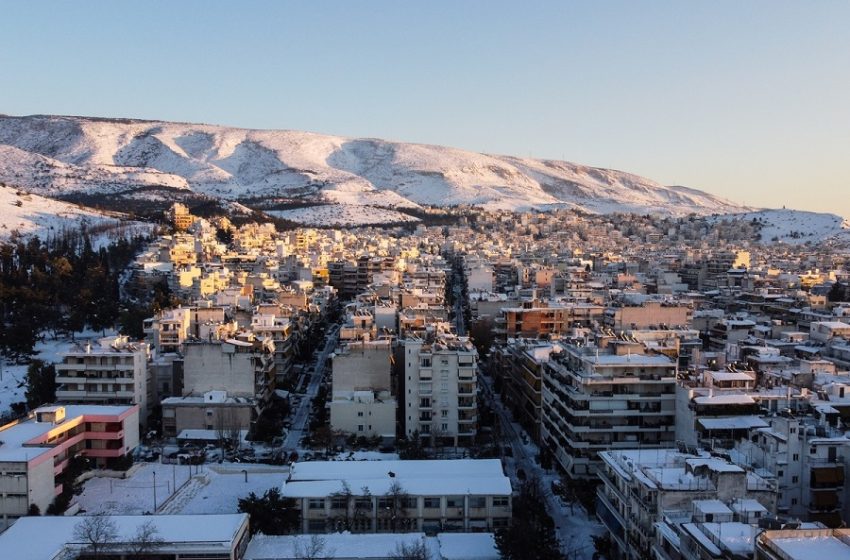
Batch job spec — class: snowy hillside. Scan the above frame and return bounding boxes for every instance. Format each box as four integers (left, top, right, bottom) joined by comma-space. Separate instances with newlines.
267, 205, 419, 227
0, 114, 746, 217
712, 209, 850, 245
0, 184, 148, 241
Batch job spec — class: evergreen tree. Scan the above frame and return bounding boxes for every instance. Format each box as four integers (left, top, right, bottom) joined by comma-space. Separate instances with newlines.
237, 488, 301, 535
25, 360, 56, 410
496, 478, 563, 560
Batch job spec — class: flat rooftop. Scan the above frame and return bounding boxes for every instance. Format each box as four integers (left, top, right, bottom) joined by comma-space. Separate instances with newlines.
0, 514, 248, 560
0, 404, 135, 463
283, 459, 511, 497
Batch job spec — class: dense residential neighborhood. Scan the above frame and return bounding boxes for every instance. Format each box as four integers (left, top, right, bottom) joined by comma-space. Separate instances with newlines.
0, 200, 849, 560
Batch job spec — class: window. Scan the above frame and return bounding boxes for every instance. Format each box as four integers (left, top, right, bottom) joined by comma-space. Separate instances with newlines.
308, 498, 325, 510
793, 453, 800, 461
792, 476, 798, 483
355, 497, 372, 510
402, 497, 418, 509
378, 497, 392, 509
446, 496, 463, 508
493, 516, 510, 528
441, 410, 448, 418
331, 497, 348, 510
778, 470, 784, 477
358, 411, 364, 417
424, 497, 441, 508
441, 423, 448, 431
492, 496, 509, 507
469, 497, 486, 508
791, 498, 798, 505
358, 425, 364, 432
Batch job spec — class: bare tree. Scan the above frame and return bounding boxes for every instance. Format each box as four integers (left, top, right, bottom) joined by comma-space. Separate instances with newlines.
381, 480, 412, 532
126, 520, 164, 556
389, 540, 430, 560
293, 534, 334, 559
216, 408, 244, 451
329, 481, 374, 533
73, 514, 118, 557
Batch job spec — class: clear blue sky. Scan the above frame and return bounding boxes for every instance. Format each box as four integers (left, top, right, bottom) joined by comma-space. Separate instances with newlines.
1, 1, 848, 217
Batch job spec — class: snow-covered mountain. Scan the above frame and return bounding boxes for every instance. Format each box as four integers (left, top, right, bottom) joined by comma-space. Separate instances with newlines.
0, 114, 746, 217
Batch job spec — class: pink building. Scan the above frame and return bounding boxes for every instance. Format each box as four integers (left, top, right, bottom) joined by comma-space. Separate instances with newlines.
0, 404, 139, 530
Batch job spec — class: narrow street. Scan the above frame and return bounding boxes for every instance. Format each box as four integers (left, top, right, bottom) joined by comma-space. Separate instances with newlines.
282, 324, 339, 452
478, 365, 602, 560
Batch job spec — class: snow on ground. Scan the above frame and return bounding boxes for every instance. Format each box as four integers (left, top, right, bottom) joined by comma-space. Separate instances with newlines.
161, 463, 288, 515
76, 462, 287, 516
267, 205, 419, 227
0, 185, 133, 241
0, 363, 27, 419
711, 208, 849, 245
0, 329, 118, 418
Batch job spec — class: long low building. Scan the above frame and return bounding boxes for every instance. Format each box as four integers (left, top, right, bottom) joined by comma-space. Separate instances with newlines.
0, 404, 139, 531
0, 514, 250, 560
282, 459, 512, 534
245, 532, 499, 560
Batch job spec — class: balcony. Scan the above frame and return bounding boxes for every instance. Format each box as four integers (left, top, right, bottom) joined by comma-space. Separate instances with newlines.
82, 448, 126, 458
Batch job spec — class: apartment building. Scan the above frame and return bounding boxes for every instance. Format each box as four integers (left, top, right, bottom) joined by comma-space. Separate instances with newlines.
603, 301, 693, 330
329, 340, 397, 439
596, 449, 775, 560
541, 341, 677, 478
161, 390, 255, 438
182, 336, 276, 418
732, 414, 850, 528
494, 301, 604, 342
282, 459, 511, 534
54, 336, 150, 424
499, 341, 562, 442
0, 404, 139, 530
250, 313, 297, 382
397, 335, 478, 446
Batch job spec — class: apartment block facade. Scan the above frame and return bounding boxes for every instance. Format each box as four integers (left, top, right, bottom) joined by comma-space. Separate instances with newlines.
54, 336, 150, 424
541, 341, 677, 478
398, 335, 478, 446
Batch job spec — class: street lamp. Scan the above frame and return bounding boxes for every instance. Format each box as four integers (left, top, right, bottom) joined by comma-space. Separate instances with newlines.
152, 470, 157, 511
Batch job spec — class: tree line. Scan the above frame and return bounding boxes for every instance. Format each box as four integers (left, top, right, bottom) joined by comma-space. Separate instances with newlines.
0, 230, 154, 360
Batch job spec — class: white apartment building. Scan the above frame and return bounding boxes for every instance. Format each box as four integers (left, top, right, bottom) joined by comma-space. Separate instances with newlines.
329, 340, 397, 440
596, 449, 775, 560
541, 341, 677, 479
54, 336, 150, 423
397, 335, 478, 446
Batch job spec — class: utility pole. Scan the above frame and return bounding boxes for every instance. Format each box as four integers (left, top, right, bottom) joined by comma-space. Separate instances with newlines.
152, 470, 157, 511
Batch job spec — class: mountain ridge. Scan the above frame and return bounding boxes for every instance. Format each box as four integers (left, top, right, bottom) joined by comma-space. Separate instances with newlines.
0, 114, 747, 218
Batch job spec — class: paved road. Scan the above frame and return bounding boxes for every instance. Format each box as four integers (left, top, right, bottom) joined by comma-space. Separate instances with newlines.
478, 366, 598, 559
283, 324, 339, 451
